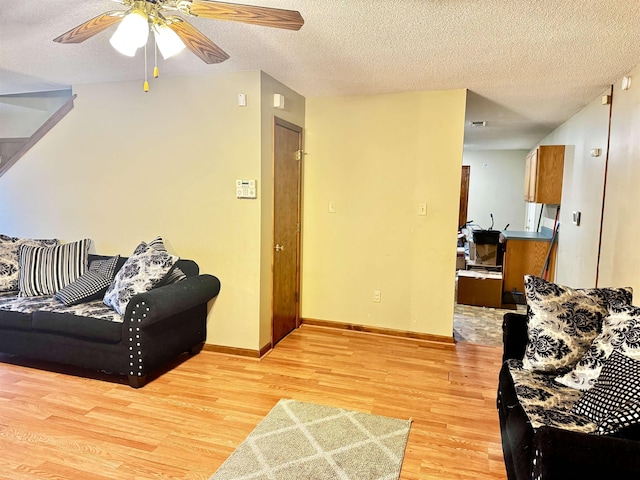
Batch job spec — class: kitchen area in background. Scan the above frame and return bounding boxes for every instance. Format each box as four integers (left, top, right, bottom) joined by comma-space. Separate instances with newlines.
456, 144, 565, 312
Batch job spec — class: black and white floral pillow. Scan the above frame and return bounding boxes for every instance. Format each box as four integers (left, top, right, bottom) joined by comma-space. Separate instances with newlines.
0, 234, 59, 292
556, 302, 640, 390
103, 243, 178, 315
522, 276, 632, 373
135, 236, 187, 284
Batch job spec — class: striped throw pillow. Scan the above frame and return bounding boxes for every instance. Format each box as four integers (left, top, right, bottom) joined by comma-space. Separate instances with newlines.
18, 239, 91, 297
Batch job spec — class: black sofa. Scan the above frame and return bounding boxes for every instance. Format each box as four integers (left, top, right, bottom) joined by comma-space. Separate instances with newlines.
497, 312, 640, 480
0, 254, 220, 388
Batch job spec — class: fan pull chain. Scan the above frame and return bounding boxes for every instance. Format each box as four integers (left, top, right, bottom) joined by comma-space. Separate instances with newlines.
143, 43, 149, 92
154, 36, 159, 78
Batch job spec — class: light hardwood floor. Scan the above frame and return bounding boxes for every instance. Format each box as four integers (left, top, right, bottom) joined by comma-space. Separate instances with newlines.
0, 325, 507, 479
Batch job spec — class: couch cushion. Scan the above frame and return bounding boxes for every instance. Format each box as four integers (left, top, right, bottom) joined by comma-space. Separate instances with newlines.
0, 234, 59, 292
104, 242, 178, 315
55, 256, 120, 306
0, 305, 32, 330
0, 294, 121, 323
18, 239, 91, 296
523, 276, 633, 373
556, 303, 640, 390
507, 359, 596, 433
32, 310, 122, 343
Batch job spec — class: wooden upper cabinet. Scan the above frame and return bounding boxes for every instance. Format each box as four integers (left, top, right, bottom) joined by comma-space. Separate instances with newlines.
523, 145, 565, 204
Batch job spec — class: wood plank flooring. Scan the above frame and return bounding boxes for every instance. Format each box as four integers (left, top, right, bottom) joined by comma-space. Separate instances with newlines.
0, 325, 507, 479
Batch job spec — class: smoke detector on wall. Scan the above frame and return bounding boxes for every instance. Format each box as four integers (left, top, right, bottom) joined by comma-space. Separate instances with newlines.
622, 76, 632, 91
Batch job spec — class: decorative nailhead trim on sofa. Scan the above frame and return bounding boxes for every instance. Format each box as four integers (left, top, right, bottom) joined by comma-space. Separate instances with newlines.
128, 302, 150, 377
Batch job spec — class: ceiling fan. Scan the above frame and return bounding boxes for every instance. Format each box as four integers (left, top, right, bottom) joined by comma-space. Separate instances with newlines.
53, 0, 304, 65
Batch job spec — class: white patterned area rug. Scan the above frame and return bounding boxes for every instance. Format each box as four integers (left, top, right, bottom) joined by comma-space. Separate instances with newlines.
210, 399, 412, 480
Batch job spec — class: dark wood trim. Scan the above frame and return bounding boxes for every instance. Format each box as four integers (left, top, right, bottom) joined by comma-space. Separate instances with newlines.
595, 84, 614, 287
300, 318, 456, 346
203, 342, 273, 358
0, 94, 77, 178
459, 165, 470, 228
274, 116, 303, 133
259, 343, 272, 357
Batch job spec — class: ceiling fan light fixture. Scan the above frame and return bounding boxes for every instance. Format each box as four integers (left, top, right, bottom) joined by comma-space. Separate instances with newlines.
153, 23, 186, 60
109, 9, 149, 56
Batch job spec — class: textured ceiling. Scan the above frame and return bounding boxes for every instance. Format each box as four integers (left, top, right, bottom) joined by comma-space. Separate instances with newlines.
1, 0, 640, 149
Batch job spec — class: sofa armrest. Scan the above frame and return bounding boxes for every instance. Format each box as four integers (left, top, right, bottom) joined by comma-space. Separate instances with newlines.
123, 274, 221, 328
502, 312, 528, 363
532, 426, 640, 480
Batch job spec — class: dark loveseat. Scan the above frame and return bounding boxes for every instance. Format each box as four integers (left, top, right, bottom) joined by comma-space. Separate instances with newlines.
0, 254, 220, 388
497, 312, 640, 480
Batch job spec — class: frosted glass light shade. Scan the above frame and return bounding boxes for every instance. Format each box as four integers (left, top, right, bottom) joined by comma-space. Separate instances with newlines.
153, 23, 186, 59
110, 10, 149, 56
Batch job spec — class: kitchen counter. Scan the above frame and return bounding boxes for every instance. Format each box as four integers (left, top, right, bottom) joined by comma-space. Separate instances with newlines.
501, 229, 552, 241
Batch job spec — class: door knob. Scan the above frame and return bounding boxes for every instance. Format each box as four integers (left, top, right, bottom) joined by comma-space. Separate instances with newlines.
274, 244, 284, 251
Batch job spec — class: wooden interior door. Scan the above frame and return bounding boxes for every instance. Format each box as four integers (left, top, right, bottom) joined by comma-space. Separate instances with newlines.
272, 117, 303, 346
459, 166, 470, 228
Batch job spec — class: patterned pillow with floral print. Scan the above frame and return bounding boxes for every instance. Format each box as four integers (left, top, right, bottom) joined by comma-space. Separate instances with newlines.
103, 242, 178, 315
0, 234, 59, 292
522, 276, 632, 373
557, 302, 640, 390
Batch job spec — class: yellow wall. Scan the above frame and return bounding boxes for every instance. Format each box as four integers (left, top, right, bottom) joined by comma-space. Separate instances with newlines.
0, 70, 304, 351
599, 64, 640, 292
301, 90, 467, 337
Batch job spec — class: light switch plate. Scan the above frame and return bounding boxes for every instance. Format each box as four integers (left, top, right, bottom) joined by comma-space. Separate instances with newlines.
572, 211, 581, 226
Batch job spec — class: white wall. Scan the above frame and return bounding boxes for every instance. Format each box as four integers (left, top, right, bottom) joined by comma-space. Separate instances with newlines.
0, 71, 304, 352
462, 150, 527, 231
598, 64, 640, 293
535, 62, 640, 293
0, 90, 72, 138
302, 89, 467, 338
539, 89, 611, 287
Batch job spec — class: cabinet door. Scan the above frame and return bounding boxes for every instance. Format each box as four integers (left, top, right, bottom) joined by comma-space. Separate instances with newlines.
535, 145, 564, 204
503, 239, 556, 295
524, 149, 538, 202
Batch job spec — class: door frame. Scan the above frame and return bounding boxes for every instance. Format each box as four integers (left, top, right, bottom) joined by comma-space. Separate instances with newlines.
270, 116, 303, 347
459, 165, 470, 228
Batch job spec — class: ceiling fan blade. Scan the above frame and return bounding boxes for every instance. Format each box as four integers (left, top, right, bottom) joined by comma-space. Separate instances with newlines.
53, 11, 125, 44
186, 0, 304, 30
166, 17, 230, 64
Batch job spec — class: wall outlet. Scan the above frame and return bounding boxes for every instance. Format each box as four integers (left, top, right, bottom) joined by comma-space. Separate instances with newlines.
418, 203, 427, 216
373, 290, 381, 302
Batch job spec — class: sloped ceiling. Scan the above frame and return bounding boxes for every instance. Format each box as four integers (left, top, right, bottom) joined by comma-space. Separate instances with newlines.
1, 0, 639, 149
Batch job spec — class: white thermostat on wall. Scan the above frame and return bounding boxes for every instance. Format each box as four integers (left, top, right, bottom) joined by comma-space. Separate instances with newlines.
236, 179, 257, 199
